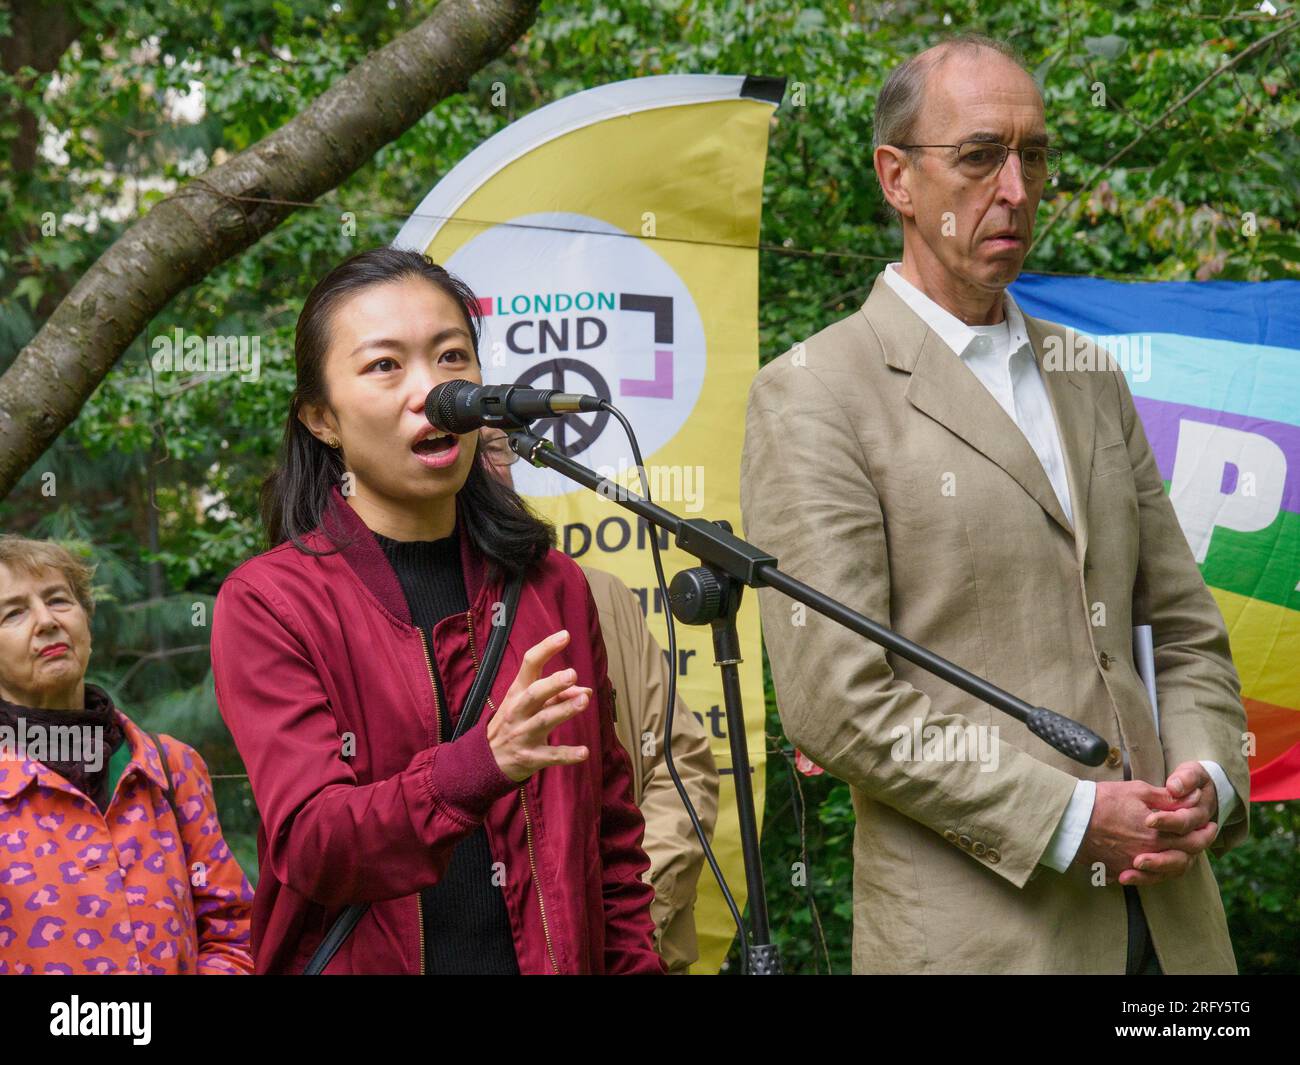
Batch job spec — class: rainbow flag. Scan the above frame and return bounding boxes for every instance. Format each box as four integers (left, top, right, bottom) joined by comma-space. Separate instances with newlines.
1011, 274, 1300, 801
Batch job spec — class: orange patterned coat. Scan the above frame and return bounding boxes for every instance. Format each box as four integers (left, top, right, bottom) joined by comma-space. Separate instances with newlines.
0, 709, 254, 974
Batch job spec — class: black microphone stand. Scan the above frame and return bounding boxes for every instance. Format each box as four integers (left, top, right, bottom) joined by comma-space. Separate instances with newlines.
666, 553, 778, 972
505, 427, 1108, 976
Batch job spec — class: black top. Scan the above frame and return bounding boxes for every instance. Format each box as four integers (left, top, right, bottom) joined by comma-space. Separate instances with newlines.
373, 527, 519, 976
0, 684, 126, 812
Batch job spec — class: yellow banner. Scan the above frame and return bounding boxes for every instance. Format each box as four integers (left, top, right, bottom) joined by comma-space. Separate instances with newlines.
397, 75, 781, 972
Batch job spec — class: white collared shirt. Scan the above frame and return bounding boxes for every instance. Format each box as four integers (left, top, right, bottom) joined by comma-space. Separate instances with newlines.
879, 262, 1237, 871
882, 262, 1074, 528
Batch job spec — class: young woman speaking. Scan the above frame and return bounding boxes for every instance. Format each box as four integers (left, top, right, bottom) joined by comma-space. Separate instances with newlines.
211, 248, 662, 975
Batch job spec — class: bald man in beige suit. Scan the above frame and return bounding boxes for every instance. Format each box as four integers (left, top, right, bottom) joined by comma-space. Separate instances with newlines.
741, 35, 1249, 974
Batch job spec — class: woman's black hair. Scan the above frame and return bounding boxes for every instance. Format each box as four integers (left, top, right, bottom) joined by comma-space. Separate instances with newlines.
260, 247, 554, 580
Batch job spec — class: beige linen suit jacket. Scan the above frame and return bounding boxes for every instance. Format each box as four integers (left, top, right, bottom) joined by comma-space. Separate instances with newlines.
740, 272, 1250, 974
583, 565, 719, 973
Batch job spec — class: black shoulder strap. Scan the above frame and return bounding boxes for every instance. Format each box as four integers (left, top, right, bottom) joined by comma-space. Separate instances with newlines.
149, 733, 190, 879
302, 902, 367, 975
304, 573, 525, 975
452, 575, 523, 741
150, 732, 177, 814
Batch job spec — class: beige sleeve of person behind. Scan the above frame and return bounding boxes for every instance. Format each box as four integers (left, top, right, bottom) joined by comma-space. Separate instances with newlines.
581, 564, 720, 974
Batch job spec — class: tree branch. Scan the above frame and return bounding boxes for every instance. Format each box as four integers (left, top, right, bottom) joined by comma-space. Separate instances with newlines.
0, 0, 542, 499
1031, 15, 1300, 253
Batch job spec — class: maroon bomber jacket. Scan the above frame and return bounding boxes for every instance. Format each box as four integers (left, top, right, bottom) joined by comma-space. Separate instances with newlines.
210, 485, 663, 974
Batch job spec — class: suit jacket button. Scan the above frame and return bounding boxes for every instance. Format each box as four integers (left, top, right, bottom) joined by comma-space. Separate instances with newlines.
972, 842, 987, 857
943, 829, 958, 843
1099, 651, 1113, 669
1106, 746, 1122, 769
986, 849, 1001, 864
958, 835, 972, 849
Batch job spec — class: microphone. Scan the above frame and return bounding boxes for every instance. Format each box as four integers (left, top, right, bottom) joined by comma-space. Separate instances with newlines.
425, 380, 603, 434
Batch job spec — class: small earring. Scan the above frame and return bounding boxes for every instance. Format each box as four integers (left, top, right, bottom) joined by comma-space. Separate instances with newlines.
327, 436, 340, 449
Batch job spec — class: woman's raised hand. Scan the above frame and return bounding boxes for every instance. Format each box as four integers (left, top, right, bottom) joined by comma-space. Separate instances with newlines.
486, 629, 592, 782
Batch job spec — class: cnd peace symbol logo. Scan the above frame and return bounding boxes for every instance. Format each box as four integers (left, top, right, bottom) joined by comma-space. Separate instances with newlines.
512, 358, 611, 457
447, 211, 707, 498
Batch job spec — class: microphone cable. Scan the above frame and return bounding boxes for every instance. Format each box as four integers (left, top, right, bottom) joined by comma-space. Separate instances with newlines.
596, 400, 752, 973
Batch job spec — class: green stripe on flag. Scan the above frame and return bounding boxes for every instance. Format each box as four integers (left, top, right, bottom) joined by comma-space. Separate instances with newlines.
1159, 481, 1300, 612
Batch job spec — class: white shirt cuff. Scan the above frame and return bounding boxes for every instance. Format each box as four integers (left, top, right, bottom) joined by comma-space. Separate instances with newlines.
1199, 760, 1238, 841
1039, 779, 1097, 873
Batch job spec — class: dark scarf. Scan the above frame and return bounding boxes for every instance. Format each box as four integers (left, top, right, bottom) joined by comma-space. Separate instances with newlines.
0, 683, 127, 812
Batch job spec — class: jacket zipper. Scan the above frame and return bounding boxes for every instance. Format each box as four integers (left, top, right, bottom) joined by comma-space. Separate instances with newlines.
467, 608, 560, 975
420, 633, 443, 742
417, 632, 443, 977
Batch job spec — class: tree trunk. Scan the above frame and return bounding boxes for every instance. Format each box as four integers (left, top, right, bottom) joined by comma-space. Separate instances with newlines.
0, 0, 541, 498
0, 0, 83, 176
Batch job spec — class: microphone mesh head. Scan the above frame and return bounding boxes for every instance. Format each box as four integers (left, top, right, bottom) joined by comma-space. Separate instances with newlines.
431, 379, 472, 433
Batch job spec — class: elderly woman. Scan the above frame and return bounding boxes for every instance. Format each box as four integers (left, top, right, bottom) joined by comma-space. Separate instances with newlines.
0, 535, 254, 975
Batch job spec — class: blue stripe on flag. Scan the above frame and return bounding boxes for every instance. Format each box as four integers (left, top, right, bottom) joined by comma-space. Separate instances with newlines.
1010, 273, 1300, 350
